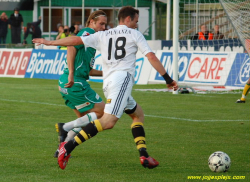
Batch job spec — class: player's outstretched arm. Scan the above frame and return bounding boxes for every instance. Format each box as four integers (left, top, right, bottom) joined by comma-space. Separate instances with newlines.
146, 52, 178, 91
32, 36, 83, 46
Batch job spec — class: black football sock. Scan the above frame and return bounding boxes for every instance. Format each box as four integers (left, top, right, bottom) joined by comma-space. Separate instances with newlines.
74, 119, 103, 144
131, 122, 149, 158
64, 120, 103, 155
64, 139, 78, 154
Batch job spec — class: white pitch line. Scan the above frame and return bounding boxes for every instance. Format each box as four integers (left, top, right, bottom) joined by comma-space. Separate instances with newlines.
145, 114, 249, 122
0, 98, 65, 107
1, 98, 248, 122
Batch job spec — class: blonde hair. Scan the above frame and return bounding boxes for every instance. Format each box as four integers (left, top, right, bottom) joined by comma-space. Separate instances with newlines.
85, 10, 107, 27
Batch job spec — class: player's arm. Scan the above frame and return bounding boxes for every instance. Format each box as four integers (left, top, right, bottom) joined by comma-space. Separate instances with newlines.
33, 36, 83, 46
146, 52, 178, 91
89, 69, 102, 76
64, 46, 77, 88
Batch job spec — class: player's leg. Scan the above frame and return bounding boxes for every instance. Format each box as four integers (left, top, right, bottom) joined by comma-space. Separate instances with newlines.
236, 77, 250, 103
60, 107, 102, 139
58, 113, 118, 169
66, 95, 124, 148
125, 97, 159, 169
61, 101, 105, 143
72, 113, 118, 146
58, 71, 133, 169
54, 126, 82, 158
62, 101, 105, 132
55, 77, 104, 157
56, 101, 104, 142
54, 101, 104, 157
55, 103, 104, 142
57, 80, 104, 141
62, 105, 105, 142
64, 129, 81, 141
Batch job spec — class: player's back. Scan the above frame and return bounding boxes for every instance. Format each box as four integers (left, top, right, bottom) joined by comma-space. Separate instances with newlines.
96, 25, 148, 79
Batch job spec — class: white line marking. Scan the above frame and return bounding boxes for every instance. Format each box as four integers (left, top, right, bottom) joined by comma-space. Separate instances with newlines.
0, 98, 65, 107
145, 114, 249, 122
1, 98, 248, 122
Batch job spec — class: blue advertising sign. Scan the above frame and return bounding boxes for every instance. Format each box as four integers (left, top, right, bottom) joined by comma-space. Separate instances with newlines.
134, 57, 144, 84
25, 49, 67, 79
154, 52, 192, 82
225, 53, 250, 87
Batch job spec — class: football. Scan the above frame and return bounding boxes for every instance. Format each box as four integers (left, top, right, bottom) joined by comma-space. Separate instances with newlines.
208, 151, 231, 172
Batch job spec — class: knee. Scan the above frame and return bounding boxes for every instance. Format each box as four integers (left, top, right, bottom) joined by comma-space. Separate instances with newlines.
100, 118, 117, 130
98, 112, 118, 130
96, 110, 104, 119
95, 102, 105, 119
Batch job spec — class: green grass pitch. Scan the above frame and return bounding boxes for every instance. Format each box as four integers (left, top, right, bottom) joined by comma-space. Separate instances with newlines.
0, 77, 249, 182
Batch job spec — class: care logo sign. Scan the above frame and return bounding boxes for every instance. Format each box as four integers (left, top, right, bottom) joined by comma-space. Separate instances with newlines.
150, 51, 238, 86
25, 49, 67, 79
184, 52, 236, 85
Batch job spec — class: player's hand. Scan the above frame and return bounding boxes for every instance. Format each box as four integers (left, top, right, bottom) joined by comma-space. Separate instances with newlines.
166, 80, 178, 91
32, 38, 49, 46
65, 74, 74, 88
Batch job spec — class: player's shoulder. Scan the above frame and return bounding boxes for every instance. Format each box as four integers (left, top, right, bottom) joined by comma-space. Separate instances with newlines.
111, 26, 142, 37
124, 26, 143, 37
77, 27, 95, 37
126, 27, 144, 40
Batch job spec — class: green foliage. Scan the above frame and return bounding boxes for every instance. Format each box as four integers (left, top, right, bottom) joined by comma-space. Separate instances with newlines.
0, 78, 249, 182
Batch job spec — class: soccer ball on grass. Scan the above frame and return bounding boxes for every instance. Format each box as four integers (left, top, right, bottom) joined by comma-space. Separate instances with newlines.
208, 151, 231, 172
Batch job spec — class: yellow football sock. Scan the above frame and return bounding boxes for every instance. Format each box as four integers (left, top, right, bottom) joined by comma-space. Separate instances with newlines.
241, 83, 250, 101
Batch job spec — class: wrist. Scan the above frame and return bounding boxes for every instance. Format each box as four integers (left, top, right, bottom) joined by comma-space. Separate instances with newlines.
48, 40, 53, 45
162, 73, 173, 84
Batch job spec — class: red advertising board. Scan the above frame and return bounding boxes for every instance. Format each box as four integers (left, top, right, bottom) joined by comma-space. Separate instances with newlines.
18, 51, 32, 75
0, 51, 11, 75
0, 49, 32, 78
